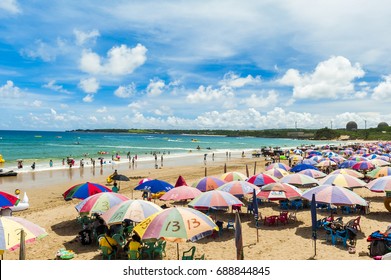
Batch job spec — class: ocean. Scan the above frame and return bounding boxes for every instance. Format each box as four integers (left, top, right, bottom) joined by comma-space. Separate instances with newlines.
0, 130, 342, 173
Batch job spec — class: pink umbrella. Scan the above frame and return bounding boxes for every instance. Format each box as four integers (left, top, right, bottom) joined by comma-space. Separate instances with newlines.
352, 161, 375, 171
247, 173, 279, 186
319, 174, 366, 189
188, 190, 243, 209
217, 181, 259, 196
257, 182, 303, 200
263, 168, 290, 179
366, 176, 391, 193
160, 186, 202, 201
265, 163, 290, 171
220, 171, 248, 182
329, 169, 364, 178
298, 169, 327, 179
279, 173, 320, 187
191, 176, 226, 192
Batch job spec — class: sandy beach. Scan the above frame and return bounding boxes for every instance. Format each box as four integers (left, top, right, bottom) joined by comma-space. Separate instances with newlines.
1, 151, 390, 261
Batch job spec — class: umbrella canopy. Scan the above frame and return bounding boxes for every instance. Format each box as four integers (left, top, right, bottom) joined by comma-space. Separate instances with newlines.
290, 164, 319, 172
329, 168, 364, 178
247, 173, 278, 186
139, 178, 152, 185
159, 186, 202, 201
174, 175, 188, 187
263, 168, 290, 179
133, 207, 217, 242
75, 192, 129, 214
0, 216, 47, 251
101, 199, 163, 224
367, 166, 391, 179
298, 169, 327, 179
217, 181, 260, 196
280, 173, 320, 187
62, 182, 112, 201
369, 159, 390, 167
265, 163, 290, 171
191, 176, 226, 192
220, 171, 248, 182
111, 174, 130, 181
257, 182, 303, 200
301, 184, 368, 206
366, 176, 391, 193
338, 160, 357, 169
352, 161, 375, 171
316, 159, 337, 168
188, 190, 243, 209
134, 179, 174, 193
0, 191, 20, 208
319, 174, 366, 189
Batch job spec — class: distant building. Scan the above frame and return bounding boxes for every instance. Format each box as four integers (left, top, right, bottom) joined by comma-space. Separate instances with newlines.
378, 122, 389, 129
346, 121, 358, 131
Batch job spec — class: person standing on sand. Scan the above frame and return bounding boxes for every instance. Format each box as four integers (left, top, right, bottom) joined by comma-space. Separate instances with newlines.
49, 159, 53, 167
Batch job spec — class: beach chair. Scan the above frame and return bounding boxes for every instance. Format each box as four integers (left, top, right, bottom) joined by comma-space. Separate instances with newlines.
153, 240, 166, 259
127, 250, 141, 260
334, 229, 349, 247
182, 246, 196, 260
323, 224, 335, 244
141, 241, 156, 260
100, 246, 115, 260
195, 254, 205, 260
350, 216, 361, 232
288, 211, 298, 223
278, 211, 289, 225
112, 233, 126, 247
264, 216, 277, 226
279, 200, 289, 210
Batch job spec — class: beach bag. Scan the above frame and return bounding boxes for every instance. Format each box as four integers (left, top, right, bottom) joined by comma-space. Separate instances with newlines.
79, 229, 92, 245
368, 239, 388, 257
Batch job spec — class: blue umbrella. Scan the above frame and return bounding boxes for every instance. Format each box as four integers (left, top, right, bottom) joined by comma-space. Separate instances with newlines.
310, 193, 317, 258
338, 160, 357, 169
134, 179, 174, 193
290, 164, 319, 172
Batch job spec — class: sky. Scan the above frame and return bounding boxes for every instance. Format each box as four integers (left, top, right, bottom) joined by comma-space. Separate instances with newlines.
1, 0, 391, 131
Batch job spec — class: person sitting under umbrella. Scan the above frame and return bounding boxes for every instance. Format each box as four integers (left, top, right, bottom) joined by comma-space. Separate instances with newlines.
99, 228, 118, 256
125, 234, 142, 259
112, 182, 120, 193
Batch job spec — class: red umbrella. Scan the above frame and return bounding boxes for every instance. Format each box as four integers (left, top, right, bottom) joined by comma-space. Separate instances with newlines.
160, 186, 201, 201
0, 191, 20, 208
247, 173, 278, 186
174, 175, 188, 187
352, 161, 375, 171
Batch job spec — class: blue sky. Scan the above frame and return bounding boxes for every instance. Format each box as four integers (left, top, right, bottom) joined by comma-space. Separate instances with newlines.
1, 0, 391, 131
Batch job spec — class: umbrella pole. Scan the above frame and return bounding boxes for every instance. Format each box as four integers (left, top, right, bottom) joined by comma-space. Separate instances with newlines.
205, 167, 207, 177
253, 162, 257, 175
224, 163, 227, 173
19, 229, 26, 260
246, 164, 249, 177
177, 243, 179, 260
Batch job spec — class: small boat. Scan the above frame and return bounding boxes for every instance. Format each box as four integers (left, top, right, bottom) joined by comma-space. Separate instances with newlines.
0, 169, 17, 177
10, 192, 29, 212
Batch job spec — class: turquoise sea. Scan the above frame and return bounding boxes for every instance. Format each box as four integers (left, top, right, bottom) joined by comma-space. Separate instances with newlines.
0, 130, 343, 172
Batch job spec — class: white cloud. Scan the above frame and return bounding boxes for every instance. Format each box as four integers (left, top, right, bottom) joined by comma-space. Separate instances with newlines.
372, 75, 391, 101
79, 44, 147, 76
20, 38, 68, 62
82, 94, 94, 103
31, 100, 42, 107
114, 83, 135, 98
219, 72, 261, 88
78, 77, 100, 94
186, 85, 234, 103
74, 29, 100, 46
43, 80, 71, 94
96, 106, 107, 113
147, 79, 165, 97
0, 80, 22, 98
240, 90, 279, 109
153, 105, 172, 116
0, 0, 21, 14
279, 56, 365, 100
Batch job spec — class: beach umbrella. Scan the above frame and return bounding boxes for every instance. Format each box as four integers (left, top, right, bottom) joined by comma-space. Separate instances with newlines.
159, 186, 202, 201
191, 176, 226, 192
174, 175, 188, 187
74, 192, 129, 215
349, 156, 369, 162
367, 166, 391, 178
265, 163, 290, 171
133, 207, 217, 259
111, 174, 130, 182
138, 178, 152, 185
329, 169, 364, 178
319, 174, 366, 189
257, 182, 303, 200
338, 160, 357, 169
188, 190, 243, 210
298, 169, 327, 179
280, 173, 320, 187
352, 161, 375, 171
366, 176, 391, 193
62, 182, 112, 201
302, 158, 318, 165
101, 199, 163, 224
247, 173, 278, 187
301, 184, 368, 206
0, 216, 47, 251
217, 181, 260, 197
0, 191, 20, 208
369, 159, 390, 167
134, 179, 174, 193
290, 164, 319, 172
315, 159, 337, 168
220, 171, 248, 182
263, 168, 290, 179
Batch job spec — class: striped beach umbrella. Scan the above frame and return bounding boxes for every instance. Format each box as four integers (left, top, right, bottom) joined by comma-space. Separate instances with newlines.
352, 161, 375, 171
0, 191, 20, 208
302, 184, 368, 206
257, 183, 303, 200
369, 159, 390, 167
217, 181, 259, 197
329, 169, 364, 178
75, 192, 129, 214
319, 174, 366, 189
247, 173, 279, 186
0, 216, 48, 251
160, 186, 202, 201
62, 182, 112, 201
316, 159, 337, 168
298, 169, 327, 179
134, 179, 174, 193
338, 160, 357, 169
280, 173, 320, 187
220, 171, 248, 182
188, 190, 243, 209
349, 156, 369, 162
265, 163, 290, 171
191, 176, 226, 192
101, 199, 162, 224
366, 176, 391, 193
263, 168, 290, 179
367, 166, 391, 179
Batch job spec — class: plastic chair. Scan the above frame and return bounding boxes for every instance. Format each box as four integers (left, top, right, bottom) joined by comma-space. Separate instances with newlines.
291, 200, 303, 210
182, 246, 196, 260
100, 246, 116, 260
141, 241, 156, 260
112, 233, 125, 247
195, 254, 205, 260
323, 224, 335, 244
279, 200, 289, 210
278, 211, 289, 225
123, 225, 134, 238
153, 240, 166, 259
334, 229, 348, 247
288, 212, 297, 223
351, 216, 361, 232
264, 216, 277, 226
127, 250, 141, 260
